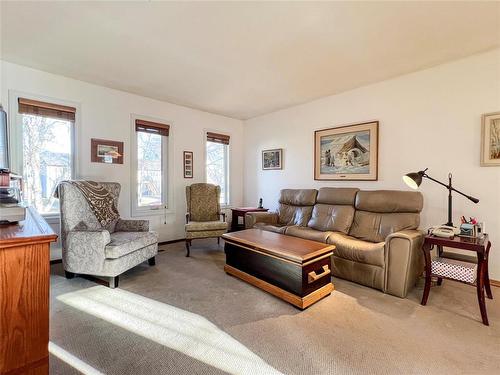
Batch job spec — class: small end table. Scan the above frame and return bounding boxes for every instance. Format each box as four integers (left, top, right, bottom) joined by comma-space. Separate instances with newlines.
421, 234, 492, 325
230, 207, 268, 232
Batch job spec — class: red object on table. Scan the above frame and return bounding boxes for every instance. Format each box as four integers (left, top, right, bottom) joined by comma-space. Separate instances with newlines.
421, 234, 492, 325
230, 207, 268, 232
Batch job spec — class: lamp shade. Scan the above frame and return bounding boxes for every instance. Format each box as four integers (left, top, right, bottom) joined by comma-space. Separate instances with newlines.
403, 172, 423, 189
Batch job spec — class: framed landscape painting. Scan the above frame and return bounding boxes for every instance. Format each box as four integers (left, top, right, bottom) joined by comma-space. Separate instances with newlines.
481, 112, 500, 166
91, 138, 123, 164
262, 148, 283, 170
314, 121, 378, 180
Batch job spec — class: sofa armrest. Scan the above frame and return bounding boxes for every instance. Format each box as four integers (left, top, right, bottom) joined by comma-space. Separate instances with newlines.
384, 229, 425, 298
245, 212, 278, 229
65, 230, 111, 267
115, 219, 149, 232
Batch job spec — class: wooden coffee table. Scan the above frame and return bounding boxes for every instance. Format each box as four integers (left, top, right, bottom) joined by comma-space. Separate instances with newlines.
222, 229, 335, 309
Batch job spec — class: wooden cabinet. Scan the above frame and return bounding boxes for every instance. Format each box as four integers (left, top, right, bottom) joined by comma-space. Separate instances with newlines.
0, 208, 57, 375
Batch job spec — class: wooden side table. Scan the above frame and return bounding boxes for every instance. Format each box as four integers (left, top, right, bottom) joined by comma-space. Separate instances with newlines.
230, 207, 268, 232
421, 234, 492, 325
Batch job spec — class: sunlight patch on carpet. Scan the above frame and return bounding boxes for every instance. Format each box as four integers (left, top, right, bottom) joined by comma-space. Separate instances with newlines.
49, 342, 105, 375
57, 286, 282, 375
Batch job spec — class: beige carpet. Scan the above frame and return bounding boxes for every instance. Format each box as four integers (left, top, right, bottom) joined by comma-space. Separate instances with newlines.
49, 240, 500, 375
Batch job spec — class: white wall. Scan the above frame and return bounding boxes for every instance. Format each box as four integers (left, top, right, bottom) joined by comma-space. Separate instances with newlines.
1, 61, 244, 246
244, 49, 500, 279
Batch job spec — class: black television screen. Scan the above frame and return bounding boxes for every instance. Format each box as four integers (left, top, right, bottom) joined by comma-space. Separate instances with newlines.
0, 106, 9, 171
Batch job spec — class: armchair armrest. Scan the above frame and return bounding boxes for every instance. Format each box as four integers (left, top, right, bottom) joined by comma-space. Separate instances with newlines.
245, 212, 279, 229
115, 219, 149, 232
385, 229, 425, 298
64, 229, 111, 273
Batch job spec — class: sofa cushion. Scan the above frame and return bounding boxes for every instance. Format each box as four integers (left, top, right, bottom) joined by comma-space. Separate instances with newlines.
279, 189, 318, 206
105, 231, 158, 259
254, 222, 287, 234
354, 190, 423, 213
277, 204, 313, 226
349, 211, 420, 243
276, 189, 317, 226
285, 226, 333, 243
308, 204, 355, 234
316, 187, 359, 205
185, 221, 228, 232
327, 232, 385, 267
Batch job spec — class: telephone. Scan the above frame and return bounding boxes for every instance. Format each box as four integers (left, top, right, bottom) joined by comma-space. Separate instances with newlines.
428, 225, 460, 238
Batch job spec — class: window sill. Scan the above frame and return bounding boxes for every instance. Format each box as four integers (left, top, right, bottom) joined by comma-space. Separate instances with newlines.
131, 208, 175, 218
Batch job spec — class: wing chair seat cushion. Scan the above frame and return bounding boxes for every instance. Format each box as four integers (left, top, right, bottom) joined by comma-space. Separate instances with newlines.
327, 232, 386, 267
105, 231, 159, 259
185, 221, 228, 232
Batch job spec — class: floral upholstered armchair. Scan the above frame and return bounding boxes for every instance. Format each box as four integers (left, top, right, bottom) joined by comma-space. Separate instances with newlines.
185, 183, 228, 257
57, 181, 158, 288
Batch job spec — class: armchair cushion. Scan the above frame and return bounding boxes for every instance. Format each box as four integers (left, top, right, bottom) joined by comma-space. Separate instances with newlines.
115, 219, 149, 232
185, 221, 228, 232
105, 231, 158, 259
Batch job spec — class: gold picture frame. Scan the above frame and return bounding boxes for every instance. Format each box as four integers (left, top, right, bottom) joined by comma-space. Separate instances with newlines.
314, 121, 378, 180
481, 112, 500, 167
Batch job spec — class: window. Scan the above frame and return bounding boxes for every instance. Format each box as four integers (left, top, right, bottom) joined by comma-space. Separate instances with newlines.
17, 98, 75, 215
206, 132, 229, 205
132, 118, 169, 214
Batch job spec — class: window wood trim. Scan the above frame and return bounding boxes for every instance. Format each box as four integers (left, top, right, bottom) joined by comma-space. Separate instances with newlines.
18, 97, 76, 122
135, 119, 170, 137
206, 132, 230, 145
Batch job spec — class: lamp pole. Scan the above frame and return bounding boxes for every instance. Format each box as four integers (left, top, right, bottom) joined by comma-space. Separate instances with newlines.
420, 171, 479, 227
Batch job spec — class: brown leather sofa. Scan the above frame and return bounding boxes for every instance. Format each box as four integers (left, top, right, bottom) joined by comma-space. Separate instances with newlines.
245, 188, 424, 298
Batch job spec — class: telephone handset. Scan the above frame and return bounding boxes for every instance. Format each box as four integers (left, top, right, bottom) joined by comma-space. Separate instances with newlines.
428, 225, 460, 238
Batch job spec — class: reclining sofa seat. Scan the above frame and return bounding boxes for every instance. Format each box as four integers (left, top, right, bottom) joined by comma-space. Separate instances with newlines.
246, 188, 424, 298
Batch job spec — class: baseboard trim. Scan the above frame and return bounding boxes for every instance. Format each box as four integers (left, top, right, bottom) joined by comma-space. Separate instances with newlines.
490, 279, 500, 288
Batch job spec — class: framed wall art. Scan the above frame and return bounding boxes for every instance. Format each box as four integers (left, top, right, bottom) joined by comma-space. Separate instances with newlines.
481, 112, 500, 166
184, 151, 193, 178
91, 138, 123, 164
262, 148, 283, 170
314, 121, 378, 180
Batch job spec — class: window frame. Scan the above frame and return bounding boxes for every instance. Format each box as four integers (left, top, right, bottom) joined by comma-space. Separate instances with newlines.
8, 91, 79, 221
130, 114, 172, 217
204, 130, 230, 207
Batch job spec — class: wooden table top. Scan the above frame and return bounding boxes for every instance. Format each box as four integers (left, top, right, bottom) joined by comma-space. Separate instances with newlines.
231, 207, 269, 213
425, 234, 489, 252
0, 207, 57, 248
222, 228, 334, 264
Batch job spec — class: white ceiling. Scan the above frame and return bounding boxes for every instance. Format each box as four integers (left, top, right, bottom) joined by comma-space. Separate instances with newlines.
1, 1, 499, 120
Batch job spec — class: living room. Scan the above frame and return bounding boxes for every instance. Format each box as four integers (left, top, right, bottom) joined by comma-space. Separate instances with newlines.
0, 1, 499, 375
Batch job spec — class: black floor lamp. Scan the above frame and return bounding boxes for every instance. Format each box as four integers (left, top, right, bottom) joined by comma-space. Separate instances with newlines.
403, 168, 479, 227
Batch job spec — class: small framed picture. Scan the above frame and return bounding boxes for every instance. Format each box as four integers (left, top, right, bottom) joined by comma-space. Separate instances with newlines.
262, 148, 283, 170
481, 112, 500, 166
91, 139, 123, 164
184, 151, 193, 178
